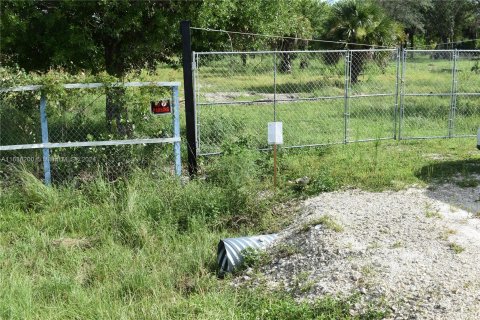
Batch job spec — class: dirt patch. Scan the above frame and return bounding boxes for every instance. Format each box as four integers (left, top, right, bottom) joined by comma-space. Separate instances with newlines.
235, 183, 480, 319
203, 91, 299, 104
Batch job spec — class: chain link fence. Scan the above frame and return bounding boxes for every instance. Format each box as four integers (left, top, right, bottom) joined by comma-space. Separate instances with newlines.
2, 49, 478, 184
0, 82, 181, 185
400, 50, 480, 139
194, 49, 480, 155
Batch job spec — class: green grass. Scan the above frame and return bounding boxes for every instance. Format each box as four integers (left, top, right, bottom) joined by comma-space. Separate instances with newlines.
456, 177, 479, 188
274, 243, 302, 258
425, 210, 442, 218
0, 169, 267, 319
449, 242, 465, 254
276, 139, 480, 194
391, 241, 403, 249
1, 137, 478, 318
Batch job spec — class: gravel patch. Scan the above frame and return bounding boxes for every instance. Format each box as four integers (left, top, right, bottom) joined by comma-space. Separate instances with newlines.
236, 183, 480, 319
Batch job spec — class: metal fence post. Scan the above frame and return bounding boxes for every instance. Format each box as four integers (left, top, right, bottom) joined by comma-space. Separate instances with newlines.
172, 85, 181, 176
343, 50, 350, 144
399, 49, 407, 140
393, 48, 401, 140
193, 52, 200, 154
448, 49, 458, 138
39, 93, 51, 185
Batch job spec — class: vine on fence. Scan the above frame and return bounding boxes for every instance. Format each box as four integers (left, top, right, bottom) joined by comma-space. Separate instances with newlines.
1, 66, 176, 184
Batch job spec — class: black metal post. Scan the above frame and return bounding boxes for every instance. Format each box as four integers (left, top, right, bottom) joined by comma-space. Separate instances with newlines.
181, 20, 197, 176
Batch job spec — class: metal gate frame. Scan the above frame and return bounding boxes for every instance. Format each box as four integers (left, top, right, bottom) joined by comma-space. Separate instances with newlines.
192, 49, 401, 156
399, 49, 480, 140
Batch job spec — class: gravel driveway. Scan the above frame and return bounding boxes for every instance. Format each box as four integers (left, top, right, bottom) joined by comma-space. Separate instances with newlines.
238, 182, 480, 319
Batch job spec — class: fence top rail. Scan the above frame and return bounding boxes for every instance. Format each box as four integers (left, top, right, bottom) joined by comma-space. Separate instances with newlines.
348, 49, 398, 52
0, 81, 181, 93
194, 49, 397, 56
405, 49, 480, 52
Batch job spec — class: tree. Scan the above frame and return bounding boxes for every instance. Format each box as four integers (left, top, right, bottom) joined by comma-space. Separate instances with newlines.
195, 0, 328, 72
271, 1, 314, 73
1, 0, 201, 136
195, 0, 283, 66
323, 0, 402, 83
424, 0, 479, 48
376, 0, 432, 50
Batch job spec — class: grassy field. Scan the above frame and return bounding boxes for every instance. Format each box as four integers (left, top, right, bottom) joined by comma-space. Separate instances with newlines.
1, 137, 480, 319
1, 53, 480, 318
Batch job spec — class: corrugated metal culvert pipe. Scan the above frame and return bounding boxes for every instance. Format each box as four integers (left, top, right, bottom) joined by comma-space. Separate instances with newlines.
217, 234, 278, 274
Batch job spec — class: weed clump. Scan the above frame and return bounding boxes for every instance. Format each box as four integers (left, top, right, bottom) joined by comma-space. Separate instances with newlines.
301, 215, 344, 233
449, 242, 465, 254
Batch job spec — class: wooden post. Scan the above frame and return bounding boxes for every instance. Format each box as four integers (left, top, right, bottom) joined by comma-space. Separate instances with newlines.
180, 20, 197, 176
273, 144, 277, 191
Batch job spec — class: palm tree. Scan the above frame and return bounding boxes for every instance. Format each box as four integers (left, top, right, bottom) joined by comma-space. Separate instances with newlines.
324, 0, 402, 83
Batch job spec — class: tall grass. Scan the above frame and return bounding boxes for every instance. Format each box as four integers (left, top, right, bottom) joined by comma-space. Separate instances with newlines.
1, 167, 261, 319
1, 138, 479, 319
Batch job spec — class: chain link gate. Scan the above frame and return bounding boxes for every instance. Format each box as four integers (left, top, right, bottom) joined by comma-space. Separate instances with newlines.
399, 49, 480, 139
193, 49, 479, 155
193, 49, 400, 155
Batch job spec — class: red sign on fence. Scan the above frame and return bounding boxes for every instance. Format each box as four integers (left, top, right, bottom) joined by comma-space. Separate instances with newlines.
151, 100, 171, 115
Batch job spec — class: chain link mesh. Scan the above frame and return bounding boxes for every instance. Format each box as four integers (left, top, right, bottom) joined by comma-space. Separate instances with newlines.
0, 90, 42, 145
1, 84, 178, 185
401, 50, 453, 138
454, 51, 480, 137
348, 50, 399, 142
195, 49, 400, 154
1, 49, 479, 184
400, 50, 480, 139
195, 49, 479, 153
274, 51, 346, 147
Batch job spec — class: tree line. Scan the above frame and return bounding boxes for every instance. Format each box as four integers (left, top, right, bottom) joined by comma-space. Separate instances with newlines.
1, 0, 479, 78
